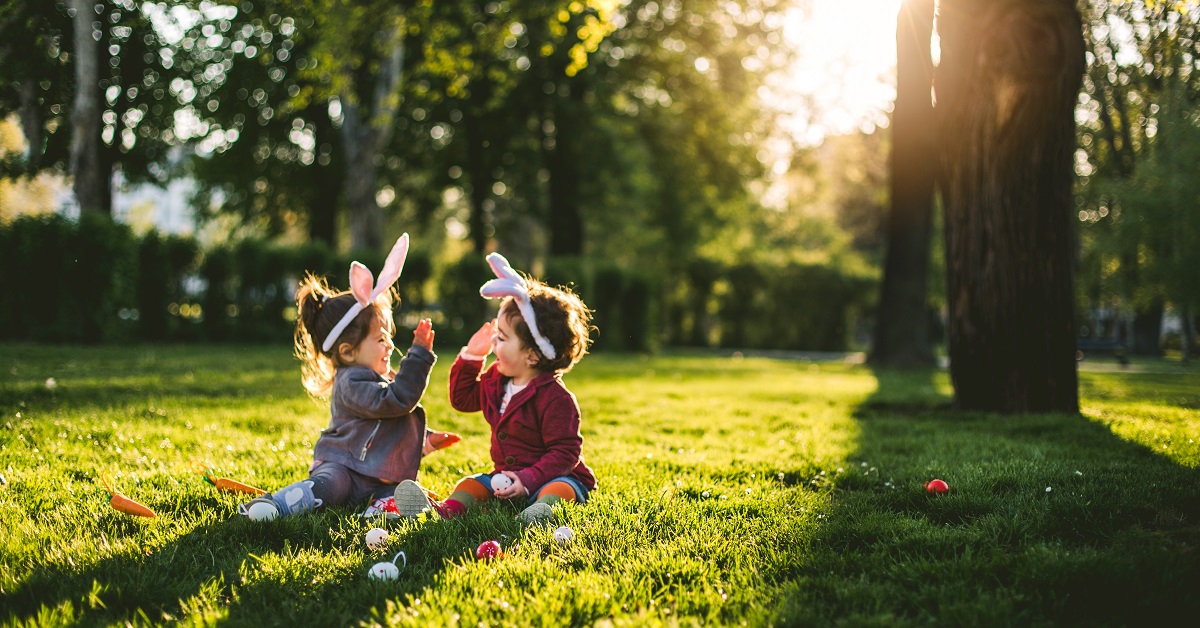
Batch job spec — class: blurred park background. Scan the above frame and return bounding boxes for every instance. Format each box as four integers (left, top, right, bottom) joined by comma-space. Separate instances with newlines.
0, 0, 1196, 369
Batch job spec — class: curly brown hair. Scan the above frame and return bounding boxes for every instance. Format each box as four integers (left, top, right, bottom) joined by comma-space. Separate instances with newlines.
293, 273, 395, 398
499, 279, 593, 374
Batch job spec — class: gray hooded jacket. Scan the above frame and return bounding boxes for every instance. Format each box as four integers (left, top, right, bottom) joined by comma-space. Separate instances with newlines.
312, 345, 435, 483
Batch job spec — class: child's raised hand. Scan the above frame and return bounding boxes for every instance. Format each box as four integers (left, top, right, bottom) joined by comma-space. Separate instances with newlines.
466, 319, 496, 357
412, 318, 434, 351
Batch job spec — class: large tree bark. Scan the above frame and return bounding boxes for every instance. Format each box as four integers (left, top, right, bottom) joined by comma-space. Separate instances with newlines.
306, 105, 341, 247
870, 0, 937, 367
341, 19, 405, 251
544, 78, 586, 257
464, 69, 495, 254
68, 0, 109, 215
937, 0, 1085, 413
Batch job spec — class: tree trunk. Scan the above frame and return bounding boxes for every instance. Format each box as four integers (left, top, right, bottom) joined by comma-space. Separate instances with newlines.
69, 0, 108, 215
937, 0, 1084, 413
340, 20, 405, 252
464, 73, 494, 254
307, 107, 340, 247
544, 80, 585, 257
1131, 299, 1163, 356
16, 80, 44, 172
1181, 305, 1193, 365
871, 0, 937, 367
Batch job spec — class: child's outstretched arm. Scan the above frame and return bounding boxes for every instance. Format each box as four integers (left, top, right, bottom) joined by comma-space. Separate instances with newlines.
448, 320, 495, 412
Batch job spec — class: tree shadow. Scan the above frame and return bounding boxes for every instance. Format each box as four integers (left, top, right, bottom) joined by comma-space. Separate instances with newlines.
0, 502, 464, 625
771, 365, 1200, 624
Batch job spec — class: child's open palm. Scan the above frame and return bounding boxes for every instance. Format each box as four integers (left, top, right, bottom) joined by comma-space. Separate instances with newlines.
412, 318, 434, 351
466, 319, 496, 356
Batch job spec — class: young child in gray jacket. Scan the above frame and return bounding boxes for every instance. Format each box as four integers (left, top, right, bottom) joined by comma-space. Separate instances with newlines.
240, 234, 448, 520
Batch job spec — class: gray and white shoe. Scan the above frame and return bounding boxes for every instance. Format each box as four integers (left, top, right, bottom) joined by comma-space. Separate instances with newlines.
517, 502, 555, 527
393, 480, 435, 518
239, 480, 321, 520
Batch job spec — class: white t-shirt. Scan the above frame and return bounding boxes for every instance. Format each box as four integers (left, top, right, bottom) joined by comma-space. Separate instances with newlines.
499, 380, 527, 414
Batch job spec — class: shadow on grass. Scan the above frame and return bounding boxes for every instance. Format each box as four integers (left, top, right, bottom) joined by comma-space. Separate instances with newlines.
0, 503, 473, 625
772, 366, 1200, 625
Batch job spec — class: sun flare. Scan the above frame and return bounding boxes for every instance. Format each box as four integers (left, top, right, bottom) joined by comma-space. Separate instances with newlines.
779, 0, 903, 145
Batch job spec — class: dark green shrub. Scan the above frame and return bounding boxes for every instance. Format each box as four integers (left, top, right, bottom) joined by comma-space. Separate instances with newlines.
543, 256, 591, 301
719, 263, 764, 349
683, 259, 722, 347
0, 213, 136, 343
437, 254, 496, 347
137, 232, 200, 341
590, 264, 625, 351
200, 246, 235, 342
398, 249, 433, 311
230, 239, 291, 342
619, 271, 656, 352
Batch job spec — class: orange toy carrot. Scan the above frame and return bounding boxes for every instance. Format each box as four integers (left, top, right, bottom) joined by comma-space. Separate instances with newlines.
200, 467, 266, 496
100, 474, 157, 518
423, 430, 462, 455
427, 431, 461, 450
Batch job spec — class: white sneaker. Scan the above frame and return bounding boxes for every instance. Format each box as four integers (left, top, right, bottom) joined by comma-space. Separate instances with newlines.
393, 480, 434, 518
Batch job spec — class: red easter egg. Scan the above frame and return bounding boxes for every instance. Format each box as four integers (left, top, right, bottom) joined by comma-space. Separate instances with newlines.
475, 540, 502, 561
925, 479, 950, 494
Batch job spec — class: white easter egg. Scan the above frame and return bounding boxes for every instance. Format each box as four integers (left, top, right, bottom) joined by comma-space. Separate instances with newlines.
365, 527, 389, 550
246, 501, 278, 522
553, 525, 575, 544
491, 474, 513, 491
368, 562, 399, 581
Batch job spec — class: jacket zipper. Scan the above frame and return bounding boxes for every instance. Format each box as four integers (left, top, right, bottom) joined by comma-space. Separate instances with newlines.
360, 421, 381, 461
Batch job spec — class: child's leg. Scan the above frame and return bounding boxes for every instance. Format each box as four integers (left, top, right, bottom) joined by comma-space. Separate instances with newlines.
518, 477, 588, 526
442, 475, 493, 517
307, 462, 355, 506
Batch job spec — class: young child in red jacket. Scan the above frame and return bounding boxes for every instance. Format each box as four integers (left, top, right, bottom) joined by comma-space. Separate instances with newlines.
393, 252, 596, 526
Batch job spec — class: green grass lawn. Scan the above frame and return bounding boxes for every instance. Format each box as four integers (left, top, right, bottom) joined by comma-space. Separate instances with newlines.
1, 344, 1198, 626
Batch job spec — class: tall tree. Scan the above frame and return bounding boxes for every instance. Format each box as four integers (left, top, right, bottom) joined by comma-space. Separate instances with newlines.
936, 0, 1085, 413
325, 1, 406, 252
1, 1, 176, 217
67, 0, 107, 214
0, 1, 72, 177
871, 0, 937, 367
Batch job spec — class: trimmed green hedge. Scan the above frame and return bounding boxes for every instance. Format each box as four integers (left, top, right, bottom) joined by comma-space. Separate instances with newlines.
1, 215, 876, 351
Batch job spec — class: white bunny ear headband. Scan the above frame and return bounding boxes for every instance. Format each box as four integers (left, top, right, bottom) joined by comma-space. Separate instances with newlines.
321, 234, 409, 353
480, 252, 557, 360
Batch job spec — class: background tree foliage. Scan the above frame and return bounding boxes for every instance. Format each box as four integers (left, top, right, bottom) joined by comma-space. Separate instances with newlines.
0, 0, 182, 214
1075, 0, 1200, 357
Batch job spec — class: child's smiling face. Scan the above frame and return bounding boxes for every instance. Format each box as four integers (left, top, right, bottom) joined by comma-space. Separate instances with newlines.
346, 313, 395, 376
492, 310, 538, 384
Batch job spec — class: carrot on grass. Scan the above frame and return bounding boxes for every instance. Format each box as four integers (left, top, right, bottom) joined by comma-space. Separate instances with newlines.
100, 473, 157, 518
199, 466, 265, 496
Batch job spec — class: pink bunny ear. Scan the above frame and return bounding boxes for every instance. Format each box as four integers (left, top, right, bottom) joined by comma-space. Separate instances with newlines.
478, 251, 558, 360
348, 261, 374, 306
371, 234, 409, 300
486, 252, 523, 284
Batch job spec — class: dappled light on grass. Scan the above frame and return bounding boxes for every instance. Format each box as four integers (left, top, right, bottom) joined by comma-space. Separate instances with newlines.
2, 345, 1197, 624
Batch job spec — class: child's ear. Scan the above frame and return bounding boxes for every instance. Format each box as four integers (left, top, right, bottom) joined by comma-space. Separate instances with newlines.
338, 342, 357, 363
525, 347, 540, 368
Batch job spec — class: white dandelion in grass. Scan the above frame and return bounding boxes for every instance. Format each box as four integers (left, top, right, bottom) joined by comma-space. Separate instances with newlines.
45, 378, 57, 390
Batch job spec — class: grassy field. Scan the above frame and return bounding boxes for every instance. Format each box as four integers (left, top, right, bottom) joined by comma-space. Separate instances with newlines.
1, 343, 1198, 626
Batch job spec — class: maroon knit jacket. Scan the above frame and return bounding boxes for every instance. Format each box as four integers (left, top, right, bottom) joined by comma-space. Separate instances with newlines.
448, 356, 596, 493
